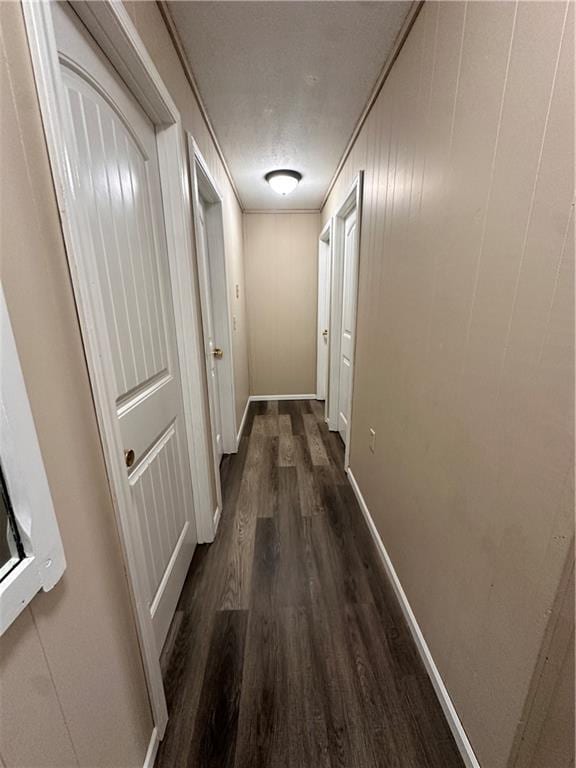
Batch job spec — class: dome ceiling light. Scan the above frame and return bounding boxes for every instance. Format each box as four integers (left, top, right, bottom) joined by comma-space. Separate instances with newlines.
265, 169, 302, 196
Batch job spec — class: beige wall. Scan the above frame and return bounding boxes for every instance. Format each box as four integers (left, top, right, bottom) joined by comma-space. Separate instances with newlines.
529, 634, 575, 768
0, 2, 249, 766
323, 2, 574, 767
244, 213, 320, 396
525, 552, 574, 768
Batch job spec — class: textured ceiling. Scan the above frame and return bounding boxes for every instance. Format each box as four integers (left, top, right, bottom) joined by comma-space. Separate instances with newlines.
166, 1, 412, 210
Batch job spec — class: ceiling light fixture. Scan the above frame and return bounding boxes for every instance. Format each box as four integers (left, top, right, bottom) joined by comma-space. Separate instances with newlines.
265, 169, 302, 196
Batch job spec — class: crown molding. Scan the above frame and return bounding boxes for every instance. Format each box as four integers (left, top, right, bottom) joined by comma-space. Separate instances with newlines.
320, 0, 424, 210
158, 1, 245, 211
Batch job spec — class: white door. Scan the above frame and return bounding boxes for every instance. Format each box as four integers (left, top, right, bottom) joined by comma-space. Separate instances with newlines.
337, 208, 358, 443
316, 234, 331, 402
196, 200, 224, 463
54, 4, 197, 652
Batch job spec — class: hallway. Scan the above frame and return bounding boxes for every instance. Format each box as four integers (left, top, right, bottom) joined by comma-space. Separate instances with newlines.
2, 2, 573, 766
157, 400, 463, 767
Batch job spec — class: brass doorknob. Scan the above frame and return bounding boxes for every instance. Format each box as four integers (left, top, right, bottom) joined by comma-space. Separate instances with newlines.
212, 347, 224, 359
124, 449, 135, 468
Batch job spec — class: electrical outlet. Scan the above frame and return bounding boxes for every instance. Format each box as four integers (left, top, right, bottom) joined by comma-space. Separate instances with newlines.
369, 428, 376, 453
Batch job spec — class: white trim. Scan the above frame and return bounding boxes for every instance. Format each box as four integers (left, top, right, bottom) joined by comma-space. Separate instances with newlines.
68, 1, 176, 123
319, 219, 333, 242
346, 468, 481, 768
142, 727, 159, 768
0, 286, 67, 637
0, 557, 21, 583
316, 218, 334, 408
22, 0, 214, 735
156, 126, 214, 548
328, 172, 364, 471
249, 394, 316, 402
189, 134, 238, 478
213, 505, 222, 532
236, 397, 251, 443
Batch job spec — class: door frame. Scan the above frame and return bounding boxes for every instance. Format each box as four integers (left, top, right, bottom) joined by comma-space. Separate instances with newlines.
189, 136, 238, 519
23, 0, 215, 737
316, 219, 333, 410
327, 172, 364, 470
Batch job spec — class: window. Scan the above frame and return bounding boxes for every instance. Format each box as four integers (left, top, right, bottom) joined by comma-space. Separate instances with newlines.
0, 463, 25, 582
0, 285, 66, 635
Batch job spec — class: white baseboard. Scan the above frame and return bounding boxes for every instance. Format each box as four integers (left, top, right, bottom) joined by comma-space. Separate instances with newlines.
237, 397, 250, 443
213, 504, 222, 533
346, 468, 480, 768
143, 727, 159, 768
249, 394, 315, 401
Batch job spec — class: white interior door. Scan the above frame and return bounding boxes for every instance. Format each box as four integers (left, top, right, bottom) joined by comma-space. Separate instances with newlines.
337, 208, 358, 443
316, 234, 331, 402
54, 4, 197, 653
196, 199, 224, 464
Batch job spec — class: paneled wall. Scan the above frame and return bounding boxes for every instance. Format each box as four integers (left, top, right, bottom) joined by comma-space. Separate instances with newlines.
0, 2, 249, 766
244, 212, 321, 396
524, 552, 574, 768
529, 633, 575, 768
323, 2, 574, 766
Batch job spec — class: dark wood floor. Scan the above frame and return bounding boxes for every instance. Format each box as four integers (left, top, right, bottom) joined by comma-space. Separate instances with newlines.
156, 399, 463, 768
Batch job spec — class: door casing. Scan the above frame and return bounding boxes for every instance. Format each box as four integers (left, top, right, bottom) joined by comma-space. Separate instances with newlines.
327, 172, 364, 470
189, 135, 239, 525
23, 0, 216, 737
316, 219, 333, 409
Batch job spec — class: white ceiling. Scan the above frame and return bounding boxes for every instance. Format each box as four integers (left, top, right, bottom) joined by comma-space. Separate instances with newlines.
167, 1, 412, 210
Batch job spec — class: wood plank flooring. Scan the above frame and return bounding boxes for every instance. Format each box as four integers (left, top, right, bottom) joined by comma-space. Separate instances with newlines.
156, 399, 464, 768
